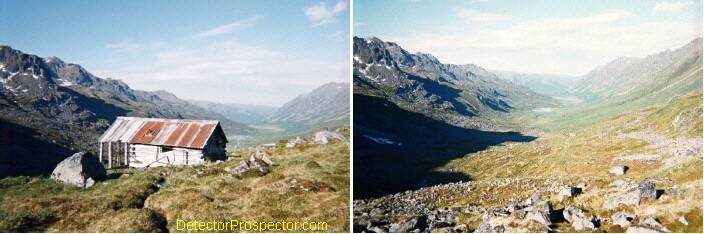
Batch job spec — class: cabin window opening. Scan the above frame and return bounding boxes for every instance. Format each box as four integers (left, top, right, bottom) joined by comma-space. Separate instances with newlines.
162, 146, 173, 153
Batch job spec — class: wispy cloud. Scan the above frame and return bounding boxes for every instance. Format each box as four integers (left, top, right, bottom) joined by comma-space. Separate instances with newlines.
454, 8, 510, 23
389, 9, 700, 75
96, 40, 348, 105
192, 15, 260, 39
105, 38, 141, 52
304, 0, 348, 26
653, 1, 695, 12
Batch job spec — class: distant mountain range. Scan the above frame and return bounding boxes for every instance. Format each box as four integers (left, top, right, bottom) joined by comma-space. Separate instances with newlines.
569, 38, 702, 103
353, 36, 554, 198
352, 36, 703, 199
186, 100, 277, 124
538, 38, 703, 130
266, 82, 350, 130
491, 70, 577, 95
353, 36, 557, 131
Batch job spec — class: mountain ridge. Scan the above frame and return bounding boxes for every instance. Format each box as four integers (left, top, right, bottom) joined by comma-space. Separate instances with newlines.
0, 45, 252, 176
266, 82, 350, 129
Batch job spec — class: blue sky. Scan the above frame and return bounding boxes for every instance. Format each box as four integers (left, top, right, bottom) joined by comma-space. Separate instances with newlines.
0, 0, 350, 106
354, 0, 703, 75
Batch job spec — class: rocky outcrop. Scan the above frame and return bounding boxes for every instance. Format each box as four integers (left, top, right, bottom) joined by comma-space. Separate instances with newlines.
604, 178, 660, 209
50, 152, 106, 188
471, 193, 554, 232
314, 130, 346, 144
224, 150, 273, 178
285, 136, 305, 148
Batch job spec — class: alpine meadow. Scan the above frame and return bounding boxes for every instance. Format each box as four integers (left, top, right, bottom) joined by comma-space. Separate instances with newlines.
352, 0, 703, 233
0, 0, 350, 232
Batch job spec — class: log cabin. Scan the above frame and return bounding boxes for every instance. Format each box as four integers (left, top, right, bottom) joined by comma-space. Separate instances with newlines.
98, 117, 228, 168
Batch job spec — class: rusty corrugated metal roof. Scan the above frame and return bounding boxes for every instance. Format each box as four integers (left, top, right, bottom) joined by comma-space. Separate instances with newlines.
99, 117, 225, 149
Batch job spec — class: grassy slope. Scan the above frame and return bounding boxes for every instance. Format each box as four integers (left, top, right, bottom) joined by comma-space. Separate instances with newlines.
438, 92, 702, 232
541, 60, 702, 132
0, 140, 349, 232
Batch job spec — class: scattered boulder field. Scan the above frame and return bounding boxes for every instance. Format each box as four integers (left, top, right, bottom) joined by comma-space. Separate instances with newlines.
354, 162, 700, 233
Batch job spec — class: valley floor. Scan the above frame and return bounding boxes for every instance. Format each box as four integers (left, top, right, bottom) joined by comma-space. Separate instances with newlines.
353, 93, 703, 232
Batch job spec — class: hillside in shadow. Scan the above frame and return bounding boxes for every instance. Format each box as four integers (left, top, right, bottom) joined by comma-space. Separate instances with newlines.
353, 94, 537, 199
0, 119, 75, 177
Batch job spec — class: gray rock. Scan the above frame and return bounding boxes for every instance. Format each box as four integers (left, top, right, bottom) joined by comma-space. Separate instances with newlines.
609, 179, 631, 189
454, 224, 468, 233
524, 192, 541, 205
285, 136, 305, 148
610, 165, 627, 175
563, 205, 595, 231
524, 201, 553, 226
626, 217, 670, 233
473, 222, 494, 233
603, 188, 641, 209
369, 225, 389, 233
50, 152, 106, 188
572, 217, 596, 231
370, 208, 385, 216
625, 226, 662, 233
227, 158, 269, 178
391, 216, 428, 233
638, 179, 658, 199
483, 206, 510, 221
611, 211, 636, 228
314, 130, 346, 144
559, 187, 580, 198
678, 216, 689, 226
254, 149, 274, 166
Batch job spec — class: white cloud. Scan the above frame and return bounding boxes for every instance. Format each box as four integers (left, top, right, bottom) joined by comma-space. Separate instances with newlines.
653, 1, 694, 12
388, 9, 701, 75
192, 15, 260, 39
105, 38, 141, 52
305, 0, 348, 26
95, 40, 348, 106
454, 8, 510, 23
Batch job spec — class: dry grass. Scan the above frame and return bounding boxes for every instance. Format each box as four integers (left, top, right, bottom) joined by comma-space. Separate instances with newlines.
0, 141, 349, 232
435, 93, 703, 232
144, 141, 350, 232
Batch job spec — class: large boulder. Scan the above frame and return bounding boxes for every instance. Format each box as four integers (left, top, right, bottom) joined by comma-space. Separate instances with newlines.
603, 188, 641, 209
604, 178, 660, 209
50, 152, 106, 188
314, 130, 346, 144
524, 201, 553, 226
